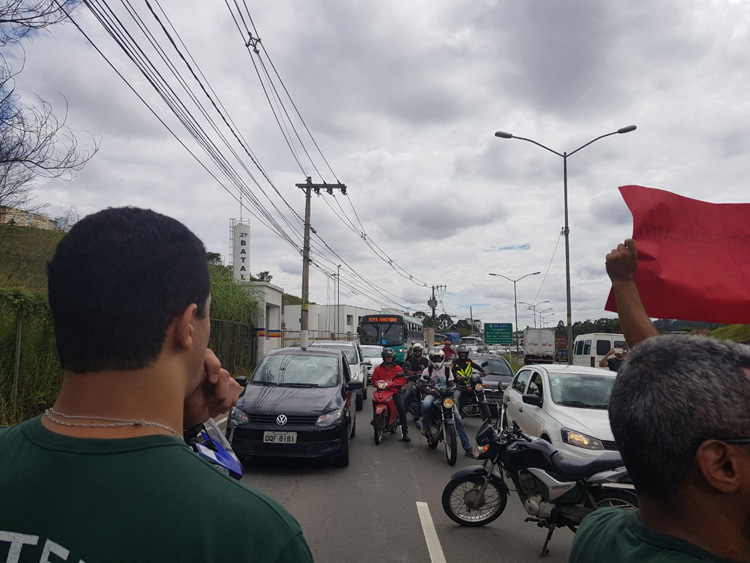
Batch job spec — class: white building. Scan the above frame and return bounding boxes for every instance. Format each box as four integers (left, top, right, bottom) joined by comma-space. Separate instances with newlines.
282, 303, 384, 341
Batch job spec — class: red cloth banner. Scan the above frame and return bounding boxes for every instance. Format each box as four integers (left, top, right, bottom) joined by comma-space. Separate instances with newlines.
605, 185, 750, 323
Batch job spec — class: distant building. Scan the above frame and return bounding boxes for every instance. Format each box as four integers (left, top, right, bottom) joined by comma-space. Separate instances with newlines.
0, 206, 75, 232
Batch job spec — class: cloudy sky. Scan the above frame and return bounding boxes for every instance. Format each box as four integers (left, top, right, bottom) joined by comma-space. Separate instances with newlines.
8, 0, 750, 331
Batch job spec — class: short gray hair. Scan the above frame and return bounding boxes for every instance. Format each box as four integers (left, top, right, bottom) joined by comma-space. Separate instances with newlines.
609, 335, 750, 502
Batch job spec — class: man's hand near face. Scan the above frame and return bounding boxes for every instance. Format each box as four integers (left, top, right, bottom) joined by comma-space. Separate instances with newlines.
183, 349, 241, 429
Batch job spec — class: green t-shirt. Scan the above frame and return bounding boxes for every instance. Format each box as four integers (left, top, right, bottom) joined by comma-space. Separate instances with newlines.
570, 507, 740, 562
0, 417, 313, 563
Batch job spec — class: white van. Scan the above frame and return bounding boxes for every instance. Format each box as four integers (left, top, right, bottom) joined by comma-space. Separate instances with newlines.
572, 333, 628, 368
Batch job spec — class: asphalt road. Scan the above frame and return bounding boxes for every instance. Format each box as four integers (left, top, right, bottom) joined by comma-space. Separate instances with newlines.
238, 398, 573, 563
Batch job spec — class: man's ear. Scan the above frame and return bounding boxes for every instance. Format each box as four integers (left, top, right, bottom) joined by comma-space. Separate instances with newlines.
696, 440, 743, 494
172, 303, 198, 351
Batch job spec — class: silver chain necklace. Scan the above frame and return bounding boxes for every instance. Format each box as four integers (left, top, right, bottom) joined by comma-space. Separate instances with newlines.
44, 407, 182, 439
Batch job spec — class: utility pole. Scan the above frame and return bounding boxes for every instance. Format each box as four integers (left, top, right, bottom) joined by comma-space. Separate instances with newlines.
295, 177, 347, 348
428, 285, 445, 330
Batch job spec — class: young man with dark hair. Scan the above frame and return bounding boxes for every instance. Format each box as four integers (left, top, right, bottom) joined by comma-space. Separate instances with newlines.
0, 207, 313, 563
571, 239, 750, 562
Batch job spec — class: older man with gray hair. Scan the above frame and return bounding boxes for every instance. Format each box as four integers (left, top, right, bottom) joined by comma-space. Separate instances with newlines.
571, 238, 750, 562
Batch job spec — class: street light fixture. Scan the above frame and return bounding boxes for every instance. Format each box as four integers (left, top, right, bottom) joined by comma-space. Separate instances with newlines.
520, 300, 550, 328
494, 124, 637, 364
489, 271, 540, 357
540, 312, 555, 328
538, 307, 554, 327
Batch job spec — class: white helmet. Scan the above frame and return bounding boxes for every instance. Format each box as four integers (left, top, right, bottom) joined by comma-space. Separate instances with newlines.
428, 348, 445, 369
412, 342, 424, 352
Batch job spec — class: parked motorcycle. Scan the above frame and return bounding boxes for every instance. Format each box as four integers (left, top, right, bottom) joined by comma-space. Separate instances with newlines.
190, 418, 243, 480
441, 420, 637, 557
457, 372, 491, 422
372, 379, 402, 444
425, 388, 459, 466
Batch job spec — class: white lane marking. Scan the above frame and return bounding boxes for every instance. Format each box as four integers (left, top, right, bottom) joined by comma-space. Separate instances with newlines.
416, 501, 447, 563
214, 416, 228, 429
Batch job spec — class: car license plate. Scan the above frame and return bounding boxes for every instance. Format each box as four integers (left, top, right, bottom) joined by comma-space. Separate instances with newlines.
263, 431, 297, 444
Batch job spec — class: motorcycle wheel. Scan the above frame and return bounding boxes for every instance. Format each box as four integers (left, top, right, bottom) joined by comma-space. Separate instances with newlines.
444, 424, 457, 466
592, 488, 639, 510
373, 413, 385, 445
427, 426, 439, 449
441, 476, 508, 527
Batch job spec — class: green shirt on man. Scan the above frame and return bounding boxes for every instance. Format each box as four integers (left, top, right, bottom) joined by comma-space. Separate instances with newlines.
0, 417, 313, 563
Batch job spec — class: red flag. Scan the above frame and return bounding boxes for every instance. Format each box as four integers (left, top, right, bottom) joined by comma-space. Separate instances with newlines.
605, 185, 750, 323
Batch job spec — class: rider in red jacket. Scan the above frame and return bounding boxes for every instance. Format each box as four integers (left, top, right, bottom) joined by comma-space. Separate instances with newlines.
371, 348, 409, 442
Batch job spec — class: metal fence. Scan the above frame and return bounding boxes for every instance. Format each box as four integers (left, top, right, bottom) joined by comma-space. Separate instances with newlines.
209, 319, 256, 378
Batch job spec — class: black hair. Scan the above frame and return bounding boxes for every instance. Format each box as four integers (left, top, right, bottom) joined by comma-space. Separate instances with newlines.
48, 207, 211, 372
609, 335, 750, 502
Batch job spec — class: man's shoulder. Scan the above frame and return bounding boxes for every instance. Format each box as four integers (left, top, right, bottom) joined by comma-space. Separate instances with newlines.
175, 449, 305, 533
573, 508, 729, 563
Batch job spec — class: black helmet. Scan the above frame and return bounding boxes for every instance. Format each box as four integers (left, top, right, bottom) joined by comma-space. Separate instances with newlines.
381, 348, 396, 361
457, 345, 469, 359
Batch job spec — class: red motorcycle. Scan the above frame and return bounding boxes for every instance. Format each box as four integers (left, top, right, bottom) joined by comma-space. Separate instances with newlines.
372, 379, 402, 444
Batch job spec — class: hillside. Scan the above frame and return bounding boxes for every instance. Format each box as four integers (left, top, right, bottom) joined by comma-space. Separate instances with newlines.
0, 224, 64, 292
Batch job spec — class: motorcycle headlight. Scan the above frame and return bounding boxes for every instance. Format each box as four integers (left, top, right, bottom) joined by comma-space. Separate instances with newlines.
474, 383, 484, 392
316, 409, 343, 427
376, 381, 388, 389
561, 429, 604, 450
443, 398, 455, 409
228, 406, 248, 425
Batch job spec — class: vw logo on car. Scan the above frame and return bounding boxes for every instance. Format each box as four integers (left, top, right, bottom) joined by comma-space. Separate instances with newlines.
276, 414, 288, 426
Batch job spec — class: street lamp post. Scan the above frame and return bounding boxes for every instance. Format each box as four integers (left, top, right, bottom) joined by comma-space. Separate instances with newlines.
538, 307, 554, 327
494, 125, 637, 364
540, 312, 555, 328
520, 300, 550, 328
489, 271, 540, 357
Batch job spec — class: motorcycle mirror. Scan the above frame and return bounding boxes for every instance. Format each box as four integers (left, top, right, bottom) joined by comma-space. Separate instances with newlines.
235, 376, 247, 387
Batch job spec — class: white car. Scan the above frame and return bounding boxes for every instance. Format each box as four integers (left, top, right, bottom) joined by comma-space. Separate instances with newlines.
503, 364, 618, 460
360, 345, 383, 382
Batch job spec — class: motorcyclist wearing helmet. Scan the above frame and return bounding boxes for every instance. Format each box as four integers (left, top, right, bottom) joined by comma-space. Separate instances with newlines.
452, 345, 489, 385
403, 342, 428, 420
370, 347, 410, 442
419, 348, 474, 457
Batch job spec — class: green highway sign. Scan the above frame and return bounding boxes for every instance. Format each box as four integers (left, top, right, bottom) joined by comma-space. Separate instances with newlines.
484, 323, 513, 345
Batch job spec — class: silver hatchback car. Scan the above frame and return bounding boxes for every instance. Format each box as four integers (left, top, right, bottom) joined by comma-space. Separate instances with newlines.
309, 340, 369, 410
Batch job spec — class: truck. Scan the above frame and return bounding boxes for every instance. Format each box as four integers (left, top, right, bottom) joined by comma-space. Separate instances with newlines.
554, 332, 568, 362
523, 328, 555, 365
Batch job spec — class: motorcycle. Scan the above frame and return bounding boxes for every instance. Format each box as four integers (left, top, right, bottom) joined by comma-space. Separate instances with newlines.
424, 388, 459, 466
457, 372, 491, 422
441, 420, 637, 557
404, 373, 423, 422
190, 418, 243, 480
371, 379, 402, 444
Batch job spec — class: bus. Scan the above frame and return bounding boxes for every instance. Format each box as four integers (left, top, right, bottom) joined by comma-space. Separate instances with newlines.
460, 336, 483, 346
433, 332, 460, 346
357, 314, 423, 363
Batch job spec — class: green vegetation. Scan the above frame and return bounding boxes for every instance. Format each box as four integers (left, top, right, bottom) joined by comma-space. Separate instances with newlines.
208, 265, 260, 323
709, 324, 750, 344
0, 224, 64, 291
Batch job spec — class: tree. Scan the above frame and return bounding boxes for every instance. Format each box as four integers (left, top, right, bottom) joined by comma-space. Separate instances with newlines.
252, 271, 273, 282
436, 313, 453, 331
206, 252, 222, 266
1, 1, 98, 212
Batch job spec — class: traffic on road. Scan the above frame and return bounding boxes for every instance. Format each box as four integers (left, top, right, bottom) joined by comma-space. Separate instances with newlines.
224, 343, 635, 562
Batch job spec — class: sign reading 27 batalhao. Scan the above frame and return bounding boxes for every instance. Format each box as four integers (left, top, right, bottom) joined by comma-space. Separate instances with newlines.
484, 323, 513, 345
